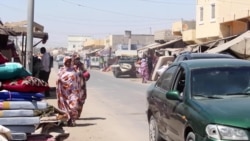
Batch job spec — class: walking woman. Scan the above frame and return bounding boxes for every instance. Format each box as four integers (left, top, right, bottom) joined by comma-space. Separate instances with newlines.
56, 56, 83, 126
140, 57, 149, 83
72, 54, 88, 119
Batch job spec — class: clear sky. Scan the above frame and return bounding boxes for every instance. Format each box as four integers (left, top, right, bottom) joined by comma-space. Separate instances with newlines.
0, 0, 196, 48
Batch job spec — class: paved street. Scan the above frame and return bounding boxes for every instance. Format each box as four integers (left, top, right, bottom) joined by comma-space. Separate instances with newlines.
46, 67, 154, 141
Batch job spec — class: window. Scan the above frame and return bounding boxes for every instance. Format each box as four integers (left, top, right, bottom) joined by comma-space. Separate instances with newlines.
200, 7, 204, 22
191, 67, 250, 97
173, 68, 186, 94
156, 66, 177, 90
211, 3, 216, 21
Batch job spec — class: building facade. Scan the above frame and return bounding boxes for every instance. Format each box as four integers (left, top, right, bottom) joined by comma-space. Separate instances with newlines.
67, 35, 91, 52
104, 34, 154, 50
172, 0, 250, 43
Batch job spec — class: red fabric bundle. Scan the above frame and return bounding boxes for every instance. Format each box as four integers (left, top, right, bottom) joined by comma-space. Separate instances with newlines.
1, 76, 49, 93
0, 52, 9, 64
83, 71, 90, 81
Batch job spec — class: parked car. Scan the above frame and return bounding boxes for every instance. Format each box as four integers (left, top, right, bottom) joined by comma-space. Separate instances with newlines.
147, 58, 250, 141
111, 56, 137, 78
155, 52, 236, 78
173, 52, 235, 63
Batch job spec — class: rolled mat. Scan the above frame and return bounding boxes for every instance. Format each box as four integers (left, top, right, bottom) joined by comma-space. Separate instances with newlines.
0, 101, 48, 110
0, 110, 35, 117
0, 117, 40, 125
5, 125, 36, 133
0, 91, 44, 101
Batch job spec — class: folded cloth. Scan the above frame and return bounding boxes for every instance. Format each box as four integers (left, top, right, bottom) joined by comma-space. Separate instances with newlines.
0, 91, 44, 101
0, 101, 48, 110
0, 110, 35, 117
0, 117, 40, 125
1, 76, 49, 93
0, 62, 31, 80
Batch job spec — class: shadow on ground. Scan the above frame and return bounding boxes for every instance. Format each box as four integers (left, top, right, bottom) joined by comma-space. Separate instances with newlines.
78, 117, 106, 120
75, 123, 96, 127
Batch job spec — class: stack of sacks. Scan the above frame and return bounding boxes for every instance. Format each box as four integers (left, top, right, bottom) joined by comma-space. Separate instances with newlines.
0, 56, 50, 140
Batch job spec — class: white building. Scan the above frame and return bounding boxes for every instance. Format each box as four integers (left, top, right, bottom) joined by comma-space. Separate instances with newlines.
67, 35, 91, 52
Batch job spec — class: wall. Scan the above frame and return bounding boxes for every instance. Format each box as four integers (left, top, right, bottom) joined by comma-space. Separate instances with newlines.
196, 0, 220, 40
67, 36, 90, 52
218, 0, 250, 23
105, 34, 154, 50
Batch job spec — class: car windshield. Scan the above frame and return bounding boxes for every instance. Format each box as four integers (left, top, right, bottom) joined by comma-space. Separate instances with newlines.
191, 67, 250, 98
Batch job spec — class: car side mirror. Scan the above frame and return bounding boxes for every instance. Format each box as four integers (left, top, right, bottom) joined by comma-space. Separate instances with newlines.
166, 90, 181, 101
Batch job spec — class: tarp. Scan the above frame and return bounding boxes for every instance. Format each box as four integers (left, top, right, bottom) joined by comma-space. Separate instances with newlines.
86, 49, 103, 55
206, 31, 250, 54
137, 43, 160, 51
149, 38, 182, 49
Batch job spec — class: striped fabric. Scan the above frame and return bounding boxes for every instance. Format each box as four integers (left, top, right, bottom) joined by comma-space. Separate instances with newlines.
0, 117, 40, 125
0, 101, 48, 110
0, 110, 35, 117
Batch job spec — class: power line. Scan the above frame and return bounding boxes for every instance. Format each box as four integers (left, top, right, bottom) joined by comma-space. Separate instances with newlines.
61, 0, 173, 20
137, 0, 194, 5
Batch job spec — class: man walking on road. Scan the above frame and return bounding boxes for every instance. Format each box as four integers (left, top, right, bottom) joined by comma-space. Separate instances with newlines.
39, 47, 51, 97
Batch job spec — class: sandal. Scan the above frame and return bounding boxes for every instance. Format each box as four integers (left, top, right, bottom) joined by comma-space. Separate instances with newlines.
67, 119, 76, 127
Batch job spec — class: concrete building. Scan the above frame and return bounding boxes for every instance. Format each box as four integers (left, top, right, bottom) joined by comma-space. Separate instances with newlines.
83, 38, 105, 50
67, 35, 91, 52
172, 0, 250, 44
104, 34, 154, 50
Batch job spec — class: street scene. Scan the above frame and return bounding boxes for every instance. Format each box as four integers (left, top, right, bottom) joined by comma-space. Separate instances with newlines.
47, 63, 152, 141
1, 0, 250, 141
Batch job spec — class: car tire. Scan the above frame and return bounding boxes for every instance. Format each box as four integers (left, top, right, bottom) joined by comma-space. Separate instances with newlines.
149, 116, 164, 141
186, 132, 195, 141
114, 70, 120, 78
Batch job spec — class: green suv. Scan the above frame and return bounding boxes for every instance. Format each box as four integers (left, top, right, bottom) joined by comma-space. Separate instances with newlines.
147, 58, 250, 141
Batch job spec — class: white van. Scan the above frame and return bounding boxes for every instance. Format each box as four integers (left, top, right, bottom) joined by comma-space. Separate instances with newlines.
90, 56, 100, 68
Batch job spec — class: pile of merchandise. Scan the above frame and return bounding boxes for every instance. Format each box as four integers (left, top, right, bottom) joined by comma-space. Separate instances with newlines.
0, 53, 69, 141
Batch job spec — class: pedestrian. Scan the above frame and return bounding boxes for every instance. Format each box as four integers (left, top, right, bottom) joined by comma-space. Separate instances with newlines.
85, 57, 90, 69
72, 54, 88, 119
56, 56, 83, 126
99, 56, 104, 70
140, 56, 149, 83
147, 49, 153, 81
32, 54, 42, 78
38, 47, 51, 97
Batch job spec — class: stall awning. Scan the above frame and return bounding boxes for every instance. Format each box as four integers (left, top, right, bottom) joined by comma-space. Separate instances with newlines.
137, 38, 183, 53
86, 49, 103, 55
149, 38, 182, 49
205, 32, 249, 53
137, 43, 160, 52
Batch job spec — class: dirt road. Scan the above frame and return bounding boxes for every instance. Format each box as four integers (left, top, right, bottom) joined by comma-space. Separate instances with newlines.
47, 68, 150, 141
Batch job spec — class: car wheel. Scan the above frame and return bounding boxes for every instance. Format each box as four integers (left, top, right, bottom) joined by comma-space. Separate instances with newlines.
113, 70, 120, 78
149, 116, 164, 141
186, 132, 195, 141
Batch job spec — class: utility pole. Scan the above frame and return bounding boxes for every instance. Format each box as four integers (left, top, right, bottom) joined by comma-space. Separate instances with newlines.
26, 0, 34, 73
